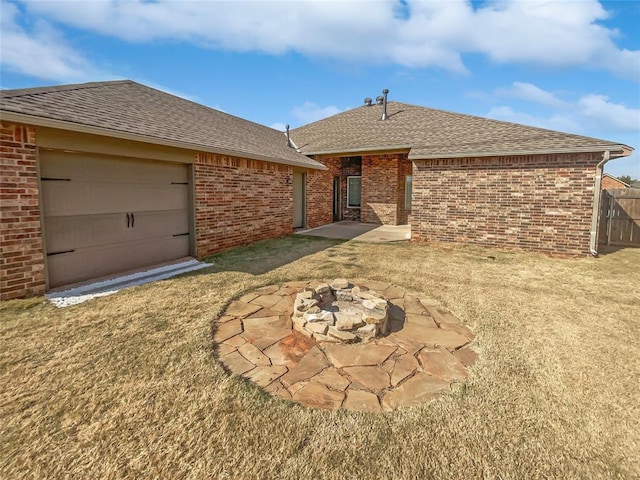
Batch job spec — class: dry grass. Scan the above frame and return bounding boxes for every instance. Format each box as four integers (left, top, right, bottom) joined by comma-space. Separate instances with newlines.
1, 236, 639, 479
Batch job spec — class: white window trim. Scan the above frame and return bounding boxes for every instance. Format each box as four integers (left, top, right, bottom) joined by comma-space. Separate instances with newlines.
346, 175, 361, 209
405, 175, 412, 211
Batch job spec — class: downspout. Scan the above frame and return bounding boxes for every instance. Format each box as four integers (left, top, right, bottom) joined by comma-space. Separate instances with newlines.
589, 150, 610, 256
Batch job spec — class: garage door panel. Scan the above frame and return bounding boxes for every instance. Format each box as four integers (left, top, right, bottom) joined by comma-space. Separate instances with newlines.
41, 150, 188, 184
44, 209, 188, 252
42, 183, 189, 216
47, 235, 190, 288
40, 149, 192, 288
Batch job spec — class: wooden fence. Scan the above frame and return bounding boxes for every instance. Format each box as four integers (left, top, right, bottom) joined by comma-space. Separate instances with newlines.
598, 187, 640, 247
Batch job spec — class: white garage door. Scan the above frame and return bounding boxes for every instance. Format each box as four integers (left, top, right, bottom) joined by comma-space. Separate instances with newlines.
40, 150, 191, 288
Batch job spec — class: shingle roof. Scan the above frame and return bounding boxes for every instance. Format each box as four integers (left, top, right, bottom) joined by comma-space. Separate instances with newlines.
290, 101, 631, 159
0, 80, 324, 170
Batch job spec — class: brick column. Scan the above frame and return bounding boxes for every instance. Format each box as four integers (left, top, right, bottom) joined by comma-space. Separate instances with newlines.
361, 154, 400, 225
1, 122, 46, 299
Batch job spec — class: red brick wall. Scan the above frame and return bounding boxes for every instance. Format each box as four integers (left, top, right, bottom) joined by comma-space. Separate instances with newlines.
0, 122, 46, 300
194, 153, 294, 256
306, 156, 362, 227
306, 166, 333, 228
397, 156, 412, 225
361, 154, 400, 224
411, 153, 600, 256
601, 175, 627, 190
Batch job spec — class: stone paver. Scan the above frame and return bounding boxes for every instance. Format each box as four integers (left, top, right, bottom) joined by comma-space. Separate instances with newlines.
312, 367, 351, 391
292, 382, 345, 409
244, 365, 288, 387
390, 353, 420, 387
243, 315, 282, 329
223, 334, 246, 348
226, 301, 262, 318
323, 343, 397, 368
217, 343, 237, 357
246, 308, 280, 319
250, 294, 283, 308
344, 390, 382, 412
382, 373, 450, 409
215, 280, 478, 411
390, 324, 469, 349
214, 319, 243, 343
238, 342, 271, 366
405, 313, 437, 327
242, 324, 292, 350
220, 351, 255, 375
453, 346, 479, 367
342, 366, 390, 391
263, 333, 315, 368
280, 346, 329, 387
418, 345, 468, 381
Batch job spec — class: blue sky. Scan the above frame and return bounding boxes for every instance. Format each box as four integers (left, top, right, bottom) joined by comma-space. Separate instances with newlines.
1, 0, 638, 177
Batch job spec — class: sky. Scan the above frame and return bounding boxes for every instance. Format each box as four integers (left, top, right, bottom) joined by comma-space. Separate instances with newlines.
1, 0, 638, 178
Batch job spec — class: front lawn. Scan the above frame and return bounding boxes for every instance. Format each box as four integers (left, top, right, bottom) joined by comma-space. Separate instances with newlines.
1, 236, 638, 479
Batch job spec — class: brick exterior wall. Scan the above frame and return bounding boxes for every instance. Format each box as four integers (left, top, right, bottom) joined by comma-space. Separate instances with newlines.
306, 166, 333, 228
397, 156, 412, 225
602, 174, 628, 190
194, 152, 294, 256
308, 153, 411, 227
361, 154, 400, 225
0, 122, 46, 300
306, 156, 362, 227
411, 153, 601, 256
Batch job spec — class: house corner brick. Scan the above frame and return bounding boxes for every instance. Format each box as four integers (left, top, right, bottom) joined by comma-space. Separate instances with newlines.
0, 122, 46, 299
410, 153, 599, 256
193, 152, 294, 257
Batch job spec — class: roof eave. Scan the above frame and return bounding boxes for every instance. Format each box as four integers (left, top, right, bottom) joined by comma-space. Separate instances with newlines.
408, 144, 634, 160
299, 144, 412, 156
0, 110, 327, 171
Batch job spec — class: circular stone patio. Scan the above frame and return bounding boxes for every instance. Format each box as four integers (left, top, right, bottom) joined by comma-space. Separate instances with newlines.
214, 279, 478, 411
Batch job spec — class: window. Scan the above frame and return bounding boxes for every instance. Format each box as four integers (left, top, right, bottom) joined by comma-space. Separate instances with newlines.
347, 176, 361, 208
405, 175, 412, 210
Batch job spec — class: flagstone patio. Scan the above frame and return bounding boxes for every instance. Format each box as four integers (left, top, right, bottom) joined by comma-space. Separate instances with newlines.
214, 279, 477, 411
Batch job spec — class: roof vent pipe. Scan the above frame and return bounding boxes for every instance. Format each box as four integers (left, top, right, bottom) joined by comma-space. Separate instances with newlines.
364, 98, 373, 106
285, 124, 292, 148
380, 88, 389, 120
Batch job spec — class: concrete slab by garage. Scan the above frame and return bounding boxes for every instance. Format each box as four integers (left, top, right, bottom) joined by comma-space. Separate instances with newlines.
295, 221, 410, 243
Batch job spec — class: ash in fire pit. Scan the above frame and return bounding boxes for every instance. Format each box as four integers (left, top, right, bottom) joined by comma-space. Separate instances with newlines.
292, 278, 389, 343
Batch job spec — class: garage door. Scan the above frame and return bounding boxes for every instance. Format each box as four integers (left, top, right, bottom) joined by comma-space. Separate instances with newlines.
40, 150, 191, 288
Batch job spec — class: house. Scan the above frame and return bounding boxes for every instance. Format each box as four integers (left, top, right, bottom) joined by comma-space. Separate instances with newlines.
290, 91, 632, 256
1, 82, 634, 300
601, 173, 630, 190
0, 80, 324, 300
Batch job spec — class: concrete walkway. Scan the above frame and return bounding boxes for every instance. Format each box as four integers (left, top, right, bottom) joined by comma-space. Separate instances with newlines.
295, 221, 410, 243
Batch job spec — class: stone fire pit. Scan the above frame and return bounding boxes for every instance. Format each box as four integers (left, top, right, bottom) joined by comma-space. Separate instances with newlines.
214, 279, 478, 411
293, 278, 389, 343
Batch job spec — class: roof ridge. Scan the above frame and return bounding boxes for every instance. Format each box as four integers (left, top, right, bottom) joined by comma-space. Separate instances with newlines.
0, 80, 134, 99
295, 99, 615, 146
394, 101, 617, 144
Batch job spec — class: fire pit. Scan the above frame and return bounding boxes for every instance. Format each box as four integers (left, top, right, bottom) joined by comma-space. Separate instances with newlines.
292, 278, 389, 343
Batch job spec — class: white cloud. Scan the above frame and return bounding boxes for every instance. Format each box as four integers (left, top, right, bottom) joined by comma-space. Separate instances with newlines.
486, 105, 581, 133
496, 82, 568, 108
576, 95, 640, 133
491, 82, 640, 134
0, 1, 105, 82
270, 122, 287, 132
291, 101, 346, 125
14, 0, 640, 80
